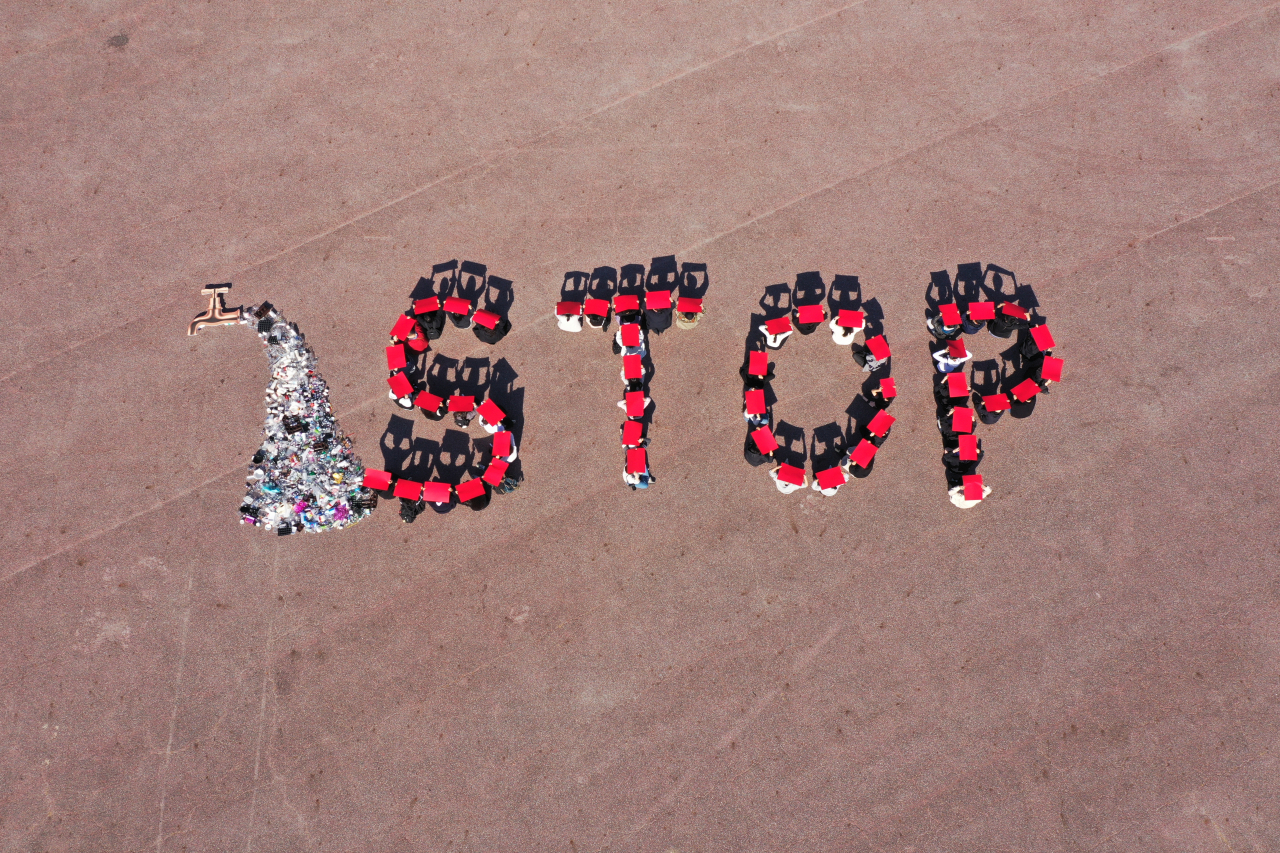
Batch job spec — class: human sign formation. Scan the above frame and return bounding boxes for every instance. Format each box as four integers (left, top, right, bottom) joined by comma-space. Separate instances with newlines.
924, 262, 1064, 508
740, 272, 896, 496
190, 258, 1062, 531
553, 255, 709, 490
362, 260, 522, 520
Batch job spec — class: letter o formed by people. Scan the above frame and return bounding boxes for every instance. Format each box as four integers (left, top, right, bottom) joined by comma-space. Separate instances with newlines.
361, 260, 521, 521
742, 272, 896, 497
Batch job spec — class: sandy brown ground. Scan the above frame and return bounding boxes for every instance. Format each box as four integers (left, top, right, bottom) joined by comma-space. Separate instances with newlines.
4, 1, 1280, 850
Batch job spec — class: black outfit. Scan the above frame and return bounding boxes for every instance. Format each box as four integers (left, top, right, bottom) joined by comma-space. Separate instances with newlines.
462, 485, 492, 511
399, 498, 425, 523
975, 393, 1003, 425
421, 399, 447, 421
938, 410, 962, 441
447, 310, 473, 329
645, 307, 672, 334
989, 309, 1031, 339
739, 363, 776, 388
926, 315, 962, 340
417, 309, 446, 340
743, 431, 771, 467
473, 316, 511, 345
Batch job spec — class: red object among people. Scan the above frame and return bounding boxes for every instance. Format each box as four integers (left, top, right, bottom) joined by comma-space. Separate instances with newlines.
584, 298, 610, 316
815, 466, 847, 490
645, 290, 672, 310
1011, 378, 1041, 402
390, 314, 416, 341
866, 334, 891, 361
764, 316, 793, 336
621, 420, 644, 447
946, 371, 969, 397
625, 390, 647, 418
836, 309, 864, 329
796, 304, 825, 324
387, 372, 413, 399
849, 439, 878, 468
1030, 324, 1056, 351
622, 353, 644, 379
880, 377, 898, 399
967, 301, 996, 321
776, 463, 806, 486
393, 479, 423, 501
620, 324, 642, 347
386, 345, 408, 371
1041, 356, 1064, 383
421, 481, 452, 504
414, 296, 441, 315
414, 390, 444, 411
482, 459, 509, 486
456, 478, 486, 502
952, 407, 975, 434
406, 335, 429, 352
676, 296, 703, 314
748, 351, 769, 376
946, 338, 968, 359
491, 430, 513, 458
751, 426, 779, 454
613, 294, 641, 313
473, 309, 500, 329
959, 434, 979, 461
556, 300, 583, 315
444, 296, 472, 315
1000, 302, 1029, 319
626, 447, 648, 474
448, 395, 476, 412
867, 410, 896, 437
361, 469, 393, 491
744, 388, 767, 415
963, 474, 985, 501
982, 393, 1012, 412
477, 399, 505, 424
938, 303, 963, 326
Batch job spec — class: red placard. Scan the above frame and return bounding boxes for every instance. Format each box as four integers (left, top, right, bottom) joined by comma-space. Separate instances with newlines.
982, 393, 1012, 412
945, 371, 969, 398
625, 391, 647, 418
477, 399, 505, 423
958, 434, 979, 461
622, 353, 644, 379
387, 372, 413, 398
456, 478, 486, 502
584, 298, 610, 316
390, 314, 416, 341
849, 439, 878, 468
867, 410, 896, 437
421, 481, 452, 503
1041, 356, 1064, 383
482, 459, 509, 486
620, 324, 642, 347
645, 290, 672, 310
963, 474, 984, 501
361, 469, 393, 491
491, 430, 513, 458
556, 300, 583, 315
613, 294, 641, 313
967, 301, 996, 321
676, 296, 703, 314
448, 395, 476, 412
751, 427, 779, 454
796, 304, 825, 324
836, 309, 864, 329
626, 447, 648, 474
866, 335, 891, 361
764, 316, 793, 336
776, 463, 806, 486
938, 303, 963, 326
952, 407, 975, 434
385, 345, 408, 371
744, 388, 767, 415
1030, 324, 1056, 351
815, 467, 847, 490
444, 296, 473, 315
621, 420, 644, 447
1011, 379, 1041, 402
393, 479, 423, 500
473, 309, 500, 329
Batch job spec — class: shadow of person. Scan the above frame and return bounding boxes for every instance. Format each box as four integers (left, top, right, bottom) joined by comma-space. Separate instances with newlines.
562, 270, 590, 301
955, 261, 984, 303
484, 275, 514, 317
618, 263, 645, 297
811, 422, 846, 471
925, 269, 952, 313
862, 297, 886, 338
426, 353, 459, 396
429, 260, 459, 299
773, 420, 807, 469
759, 282, 793, 318
409, 275, 435, 302
828, 274, 862, 314
985, 263, 1017, 302
793, 270, 826, 306
457, 356, 491, 398
588, 266, 618, 300
488, 357, 525, 444
646, 255, 678, 292
457, 261, 487, 302
434, 429, 475, 483
679, 262, 709, 299
380, 415, 439, 482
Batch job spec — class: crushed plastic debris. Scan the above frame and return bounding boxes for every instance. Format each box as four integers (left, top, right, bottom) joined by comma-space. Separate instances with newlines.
236, 302, 376, 533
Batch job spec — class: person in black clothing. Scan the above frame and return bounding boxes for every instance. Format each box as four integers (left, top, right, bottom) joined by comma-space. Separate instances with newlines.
473, 312, 511, 345
399, 497, 425, 523
739, 352, 775, 388
414, 297, 446, 340
989, 303, 1032, 338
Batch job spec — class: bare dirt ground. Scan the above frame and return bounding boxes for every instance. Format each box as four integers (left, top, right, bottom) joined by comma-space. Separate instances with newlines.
3, 1, 1279, 850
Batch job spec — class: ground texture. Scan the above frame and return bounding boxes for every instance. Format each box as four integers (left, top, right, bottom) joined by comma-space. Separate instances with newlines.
3, 1, 1280, 850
